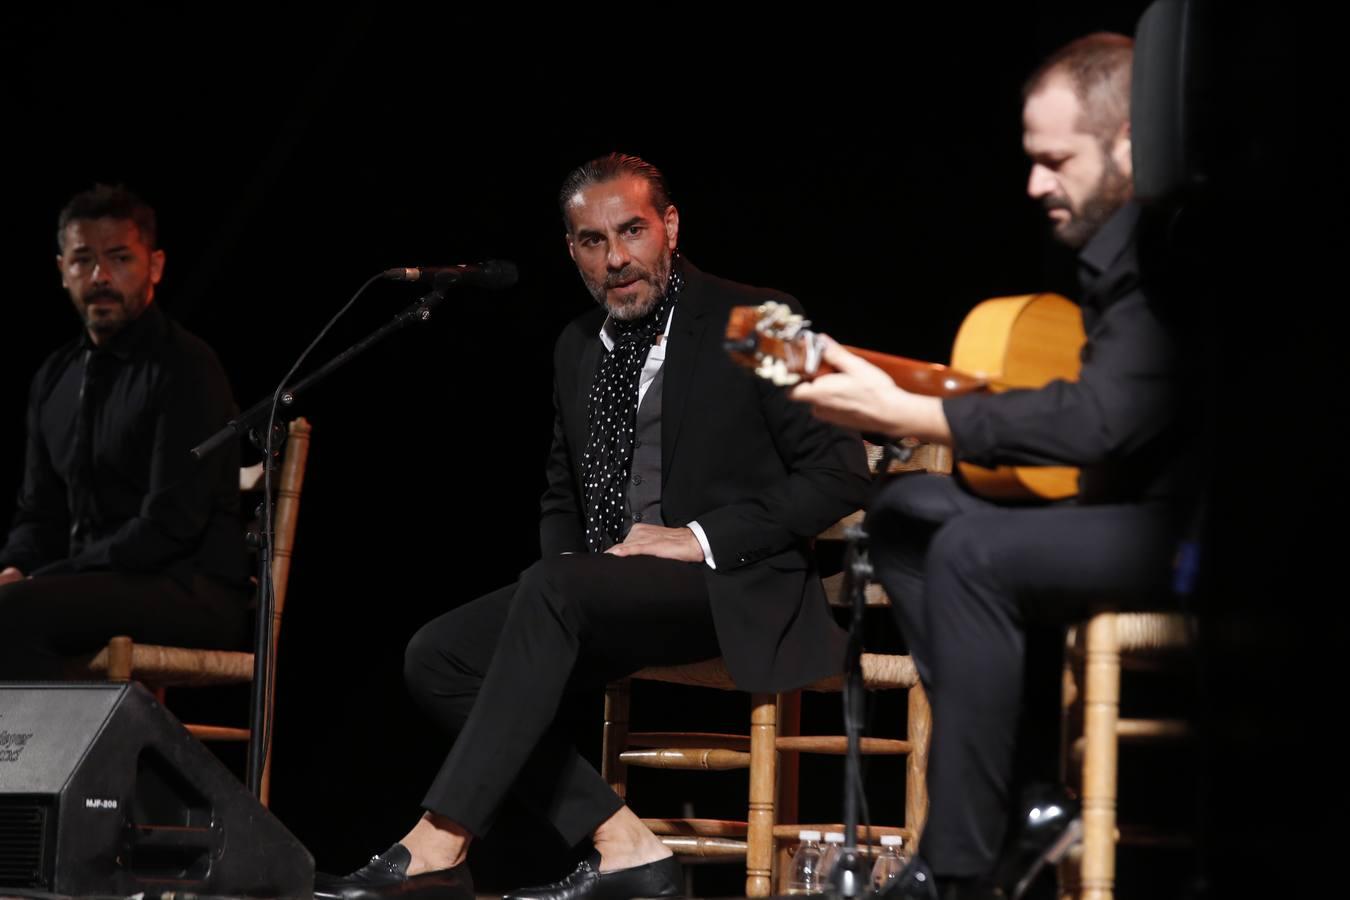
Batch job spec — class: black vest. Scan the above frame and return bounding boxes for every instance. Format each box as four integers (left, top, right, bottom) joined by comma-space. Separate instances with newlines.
622, 363, 665, 534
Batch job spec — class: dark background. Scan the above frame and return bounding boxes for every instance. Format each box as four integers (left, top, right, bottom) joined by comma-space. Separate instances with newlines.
0, 4, 1303, 898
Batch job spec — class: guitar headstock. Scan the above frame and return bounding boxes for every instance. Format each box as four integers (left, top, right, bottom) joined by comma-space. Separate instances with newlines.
724, 301, 824, 386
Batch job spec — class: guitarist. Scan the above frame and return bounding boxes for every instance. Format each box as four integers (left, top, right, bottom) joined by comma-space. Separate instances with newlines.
790, 34, 1197, 900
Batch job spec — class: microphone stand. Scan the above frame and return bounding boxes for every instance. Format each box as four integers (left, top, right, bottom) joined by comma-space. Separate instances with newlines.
191, 286, 448, 800
828, 439, 912, 899
192, 289, 449, 462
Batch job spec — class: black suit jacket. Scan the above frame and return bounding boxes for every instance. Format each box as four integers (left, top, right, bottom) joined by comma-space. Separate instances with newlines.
540, 262, 871, 692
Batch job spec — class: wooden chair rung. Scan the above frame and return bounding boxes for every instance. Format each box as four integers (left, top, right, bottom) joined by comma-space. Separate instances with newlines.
1070, 718, 1190, 760
660, 836, 750, 860
186, 724, 251, 742
775, 736, 911, 755
621, 748, 750, 770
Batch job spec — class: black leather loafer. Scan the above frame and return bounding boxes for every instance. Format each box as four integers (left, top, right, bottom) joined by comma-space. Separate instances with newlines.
503, 853, 682, 900
313, 842, 474, 900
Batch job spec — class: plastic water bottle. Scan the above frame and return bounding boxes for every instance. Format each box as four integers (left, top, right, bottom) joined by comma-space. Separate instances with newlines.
870, 835, 909, 893
819, 831, 845, 882
788, 829, 827, 895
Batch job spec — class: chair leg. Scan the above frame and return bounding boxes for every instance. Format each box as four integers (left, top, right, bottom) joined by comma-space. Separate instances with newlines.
259, 731, 272, 809
746, 693, 778, 898
1080, 613, 1120, 900
905, 681, 931, 848
1059, 631, 1085, 898
773, 690, 802, 893
602, 680, 632, 800
107, 636, 134, 682
254, 634, 283, 809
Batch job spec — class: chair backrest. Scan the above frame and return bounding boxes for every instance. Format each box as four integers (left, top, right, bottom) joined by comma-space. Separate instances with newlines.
817, 440, 951, 546
240, 418, 312, 642
866, 440, 952, 477
269, 418, 311, 621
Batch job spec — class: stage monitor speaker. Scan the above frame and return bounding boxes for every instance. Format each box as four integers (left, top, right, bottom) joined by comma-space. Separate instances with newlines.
0, 682, 312, 896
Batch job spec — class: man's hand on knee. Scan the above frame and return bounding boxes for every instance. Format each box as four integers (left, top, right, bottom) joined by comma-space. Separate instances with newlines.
0, 567, 25, 586
604, 525, 705, 563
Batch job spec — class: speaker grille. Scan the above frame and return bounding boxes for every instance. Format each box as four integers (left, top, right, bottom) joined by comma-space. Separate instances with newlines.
0, 797, 51, 888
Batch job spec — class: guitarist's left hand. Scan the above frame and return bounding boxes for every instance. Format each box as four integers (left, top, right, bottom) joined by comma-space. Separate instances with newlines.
790, 337, 953, 444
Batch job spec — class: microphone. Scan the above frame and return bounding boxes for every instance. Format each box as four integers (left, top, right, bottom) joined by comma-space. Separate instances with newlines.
382, 260, 518, 290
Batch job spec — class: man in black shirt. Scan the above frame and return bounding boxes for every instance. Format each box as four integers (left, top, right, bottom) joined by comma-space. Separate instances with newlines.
790, 35, 1193, 899
0, 185, 250, 679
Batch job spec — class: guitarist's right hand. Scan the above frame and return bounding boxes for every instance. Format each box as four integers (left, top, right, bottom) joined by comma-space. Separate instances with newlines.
790, 337, 953, 446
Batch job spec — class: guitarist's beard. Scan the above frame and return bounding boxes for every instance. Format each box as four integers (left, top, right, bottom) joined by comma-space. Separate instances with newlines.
583, 248, 672, 322
1045, 156, 1133, 249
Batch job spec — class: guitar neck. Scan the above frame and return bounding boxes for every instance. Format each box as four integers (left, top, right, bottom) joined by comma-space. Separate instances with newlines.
837, 345, 989, 397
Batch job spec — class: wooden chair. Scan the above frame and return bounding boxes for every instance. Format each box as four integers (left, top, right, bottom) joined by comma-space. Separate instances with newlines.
602, 442, 949, 896
1057, 611, 1194, 900
86, 417, 312, 808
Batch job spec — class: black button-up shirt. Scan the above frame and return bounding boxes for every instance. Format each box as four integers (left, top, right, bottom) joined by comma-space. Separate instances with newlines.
944, 202, 1186, 505
0, 304, 249, 590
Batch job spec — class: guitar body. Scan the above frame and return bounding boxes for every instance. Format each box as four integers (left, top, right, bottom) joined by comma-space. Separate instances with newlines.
950, 293, 1085, 500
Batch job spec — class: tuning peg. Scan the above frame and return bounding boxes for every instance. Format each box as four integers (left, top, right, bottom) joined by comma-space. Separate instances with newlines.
781, 313, 810, 339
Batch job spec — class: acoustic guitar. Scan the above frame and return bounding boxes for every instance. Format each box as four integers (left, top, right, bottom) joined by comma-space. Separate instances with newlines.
724, 293, 1086, 501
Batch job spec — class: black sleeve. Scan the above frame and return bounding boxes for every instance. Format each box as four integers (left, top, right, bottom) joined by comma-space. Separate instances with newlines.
539, 378, 587, 556
694, 297, 872, 569
0, 362, 72, 573
539, 330, 587, 556
943, 289, 1177, 468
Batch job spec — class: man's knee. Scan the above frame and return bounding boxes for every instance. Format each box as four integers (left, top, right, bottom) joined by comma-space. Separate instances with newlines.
868, 477, 952, 580
870, 473, 970, 526
403, 614, 480, 701
927, 514, 995, 581
516, 556, 569, 593
403, 621, 438, 688
512, 556, 582, 626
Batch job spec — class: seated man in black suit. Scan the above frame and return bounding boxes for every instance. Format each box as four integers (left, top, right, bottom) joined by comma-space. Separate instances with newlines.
316, 154, 871, 900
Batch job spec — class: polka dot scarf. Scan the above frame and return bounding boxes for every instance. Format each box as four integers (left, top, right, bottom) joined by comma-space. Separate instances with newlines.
581, 259, 685, 553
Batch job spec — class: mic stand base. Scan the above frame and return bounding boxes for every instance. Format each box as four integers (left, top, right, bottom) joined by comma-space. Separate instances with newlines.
825, 849, 872, 899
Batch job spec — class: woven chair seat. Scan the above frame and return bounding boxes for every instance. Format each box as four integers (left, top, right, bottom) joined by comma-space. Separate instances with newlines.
1067, 612, 1191, 658
88, 643, 255, 687
634, 652, 920, 693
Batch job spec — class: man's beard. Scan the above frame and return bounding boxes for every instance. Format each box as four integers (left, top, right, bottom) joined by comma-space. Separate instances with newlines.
79, 286, 143, 336
583, 251, 672, 321
1044, 153, 1133, 249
